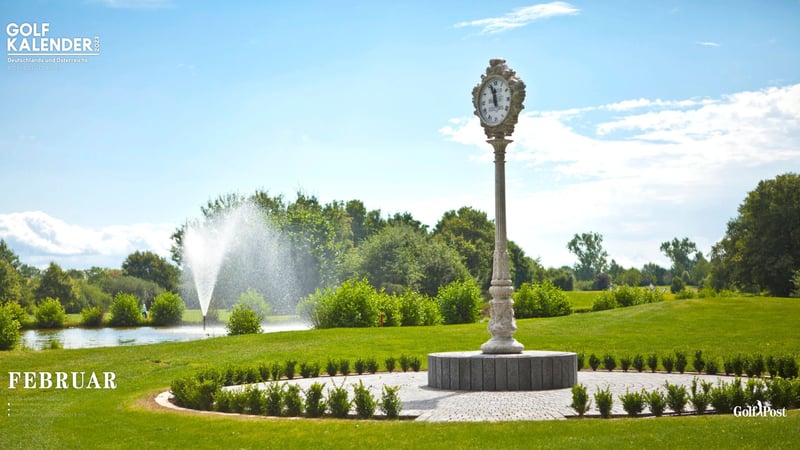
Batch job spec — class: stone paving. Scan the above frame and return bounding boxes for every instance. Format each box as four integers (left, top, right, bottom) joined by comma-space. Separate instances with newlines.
225, 370, 729, 422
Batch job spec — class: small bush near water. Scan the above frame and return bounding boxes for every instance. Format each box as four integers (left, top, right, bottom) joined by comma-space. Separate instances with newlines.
149, 292, 186, 326
0, 304, 21, 350
108, 292, 141, 327
226, 304, 263, 335
35, 297, 66, 329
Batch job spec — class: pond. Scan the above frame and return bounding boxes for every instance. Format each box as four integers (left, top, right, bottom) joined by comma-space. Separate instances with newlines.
21, 319, 311, 350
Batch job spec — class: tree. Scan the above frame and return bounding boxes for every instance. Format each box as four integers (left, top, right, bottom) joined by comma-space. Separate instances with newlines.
0, 259, 22, 306
433, 206, 494, 289
641, 262, 668, 286
346, 199, 385, 246
660, 238, 700, 281
35, 262, 82, 313
567, 232, 609, 281
508, 241, 541, 289
711, 173, 800, 296
0, 239, 21, 270
122, 250, 180, 292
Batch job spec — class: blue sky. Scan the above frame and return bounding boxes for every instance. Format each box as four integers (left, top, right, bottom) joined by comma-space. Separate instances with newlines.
1, 1, 799, 270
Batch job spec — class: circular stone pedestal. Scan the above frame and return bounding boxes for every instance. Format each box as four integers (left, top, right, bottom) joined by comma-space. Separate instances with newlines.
428, 351, 577, 391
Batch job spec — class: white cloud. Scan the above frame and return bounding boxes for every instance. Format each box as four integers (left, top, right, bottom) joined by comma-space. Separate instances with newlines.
454, 2, 580, 34
440, 84, 800, 268
0, 211, 175, 269
696, 41, 721, 47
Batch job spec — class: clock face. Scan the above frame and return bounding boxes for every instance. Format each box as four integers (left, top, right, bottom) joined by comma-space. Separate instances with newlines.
478, 77, 511, 126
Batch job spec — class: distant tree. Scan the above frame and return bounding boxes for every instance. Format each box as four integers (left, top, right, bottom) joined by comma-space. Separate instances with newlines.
608, 259, 625, 282
508, 241, 541, 289
660, 238, 700, 281
387, 211, 428, 233
122, 250, 180, 292
567, 232, 609, 281
35, 262, 82, 313
592, 273, 612, 290
0, 239, 21, 270
711, 173, 800, 296
641, 262, 668, 286
433, 206, 495, 289
620, 268, 643, 287
344, 224, 468, 297
0, 259, 22, 306
235, 288, 271, 318
100, 275, 164, 307
346, 199, 385, 246
545, 267, 575, 291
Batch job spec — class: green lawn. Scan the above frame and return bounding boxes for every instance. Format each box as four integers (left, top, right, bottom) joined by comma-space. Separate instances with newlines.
2, 296, 799, 449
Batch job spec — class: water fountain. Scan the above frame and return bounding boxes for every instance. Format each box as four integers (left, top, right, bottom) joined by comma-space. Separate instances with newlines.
182, 202, 300, 330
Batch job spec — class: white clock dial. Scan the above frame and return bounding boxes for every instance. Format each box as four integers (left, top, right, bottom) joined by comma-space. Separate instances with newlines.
479, 77, 511, 126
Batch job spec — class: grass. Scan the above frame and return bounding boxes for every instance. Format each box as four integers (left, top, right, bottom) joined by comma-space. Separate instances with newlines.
2, 296, 799, 448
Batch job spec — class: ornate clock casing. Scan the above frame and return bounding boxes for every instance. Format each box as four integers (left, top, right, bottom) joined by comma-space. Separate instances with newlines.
472, 59, 526, 139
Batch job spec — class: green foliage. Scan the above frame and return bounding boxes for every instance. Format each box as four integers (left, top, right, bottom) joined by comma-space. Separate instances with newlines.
620, 356, 631, 372
149, 292, 185, 326
299, 361, 320, 378
675, 351, 688, 374
690, 378, 712, 414
435, 278, 482, 324
670, 277, 685, 294
576, 352, 585, 370
645, 389, 666, 417
304, 382, 326, 418
706, 358, 719, 375
100, 275, 163, 310
792, 270, 800, 298
603, 354, 616, 372
35, 297, 66, 328
692, 350, 705, 373
568, 232, 609, 281
0, 259, 23, 306
108, 292, 142, 327
766, 377, 795, 409
235, 288, 271, 319
3, 301, 28, 328
633, 354, 645, 373
0, 303, 21, 350
619, 389, 646, 417
226, 305, 263, 335
591, 291, 618, 311
339, 359, 351, 376
433, 206, 495, 290
326, 359, 338, 377
264, 382, 284, 416
170, 376, 218, 411
399, 291, 442, 326
570, 384, 591, 417
512, 280, 572, 318
366, 358, 379, 374
399, 354, 411, 372
709, 378, 746, 414
80, 306, 104, 327
647, 354, 658, 373
664, 381, 688, 415
283, 383, 304, 417
588, 353, 601, 371
374, 292, 402, 327
662, 354, 674, 373
385, 356, 396, 373
711, 173, 800, 296
35, 262, 82, 313
594, 386, 614, 418
327, 381, 351, 418
352, 380, 377, 419
270, 362, 282, 381
380, 385, 403, 419
660, 237, 701, 283
301, 278, 381, 328
284, 360, 297, 379
122, 250, 180, 292
675, 288, 694, 299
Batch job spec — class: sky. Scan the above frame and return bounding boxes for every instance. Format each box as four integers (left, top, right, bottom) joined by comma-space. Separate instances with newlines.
1, 1, 799, 271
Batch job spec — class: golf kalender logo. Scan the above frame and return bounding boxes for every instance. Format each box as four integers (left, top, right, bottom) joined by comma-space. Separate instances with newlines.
6, 22, 100, 63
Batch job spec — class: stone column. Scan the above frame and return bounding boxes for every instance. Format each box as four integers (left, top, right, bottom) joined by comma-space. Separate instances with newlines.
481, 137, 524, 354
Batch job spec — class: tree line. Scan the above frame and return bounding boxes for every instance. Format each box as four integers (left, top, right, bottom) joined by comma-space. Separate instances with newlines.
0, 173, 798, 321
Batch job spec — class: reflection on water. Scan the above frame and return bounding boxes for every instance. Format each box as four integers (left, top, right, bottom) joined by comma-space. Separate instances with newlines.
21, 320, 310, 350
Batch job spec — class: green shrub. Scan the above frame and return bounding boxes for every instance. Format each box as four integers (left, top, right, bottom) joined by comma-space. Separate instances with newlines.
647, 354, 658, 373
698, 286, 718, 298
304, 382, 326, 418
591, 292, 618, 311
0, 304, 22, 350
108, 292, 141, 327
613, 285, 640, 307
745, 354, 764, 377
385, 356, 396, 373
690, 378, 712, 414
213, 389, 234, 413
766, 355, 778, 378
283, 384, 304, 417
710, 378, 746, 413
706, 358, 719, 375
226, 305, 262, 335
620, 356, 631, 372
603, 354, 616, 372
35, 297, 66, 329
284, 360, 297, 379
588, 354, 601, 371
170, 376, 218, 411
380, 385, 403, 419
303, 278, 381, 328
80, 306, 104, 327
633, 354, 645, 373
354, 358, 366, 375
619, 389, 645, 417
149, 292, 185, 326
745, 378, 767, 406
675, 351, 688, 374
399, 355, 411, 372
270, 362, 282, 381
671, 277, 685, 294
436, 278, 482, 324
778, 355, 799, 379
675, 289, 695, 299
327, 381, 351, 418
664, 381, 688, 415
235, 288, 271, 318
244, 385, 263, 415
570, 384, 591, 417
375, 292, 402, 327
512, 280, 571, 318
594, 386, 614, 418
576, 353, 585, 370
662, 355, 675, 373
399, 291, 441, 326
263, 382, 283, 416
352, 380, 377, 419
766, 377, 794, 409
326, 359, 338, 377
299, 361, 320, 378
645, 389, 666, 417
3, 302, 28, 328
410, 356, 422, 372
366, 357, 379, 374
339, 359, 351, 376
692, 350, 705, 373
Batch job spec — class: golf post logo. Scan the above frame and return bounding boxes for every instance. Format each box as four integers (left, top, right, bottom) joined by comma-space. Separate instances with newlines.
733, 400, 787, 418
6, 22, 100, 69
